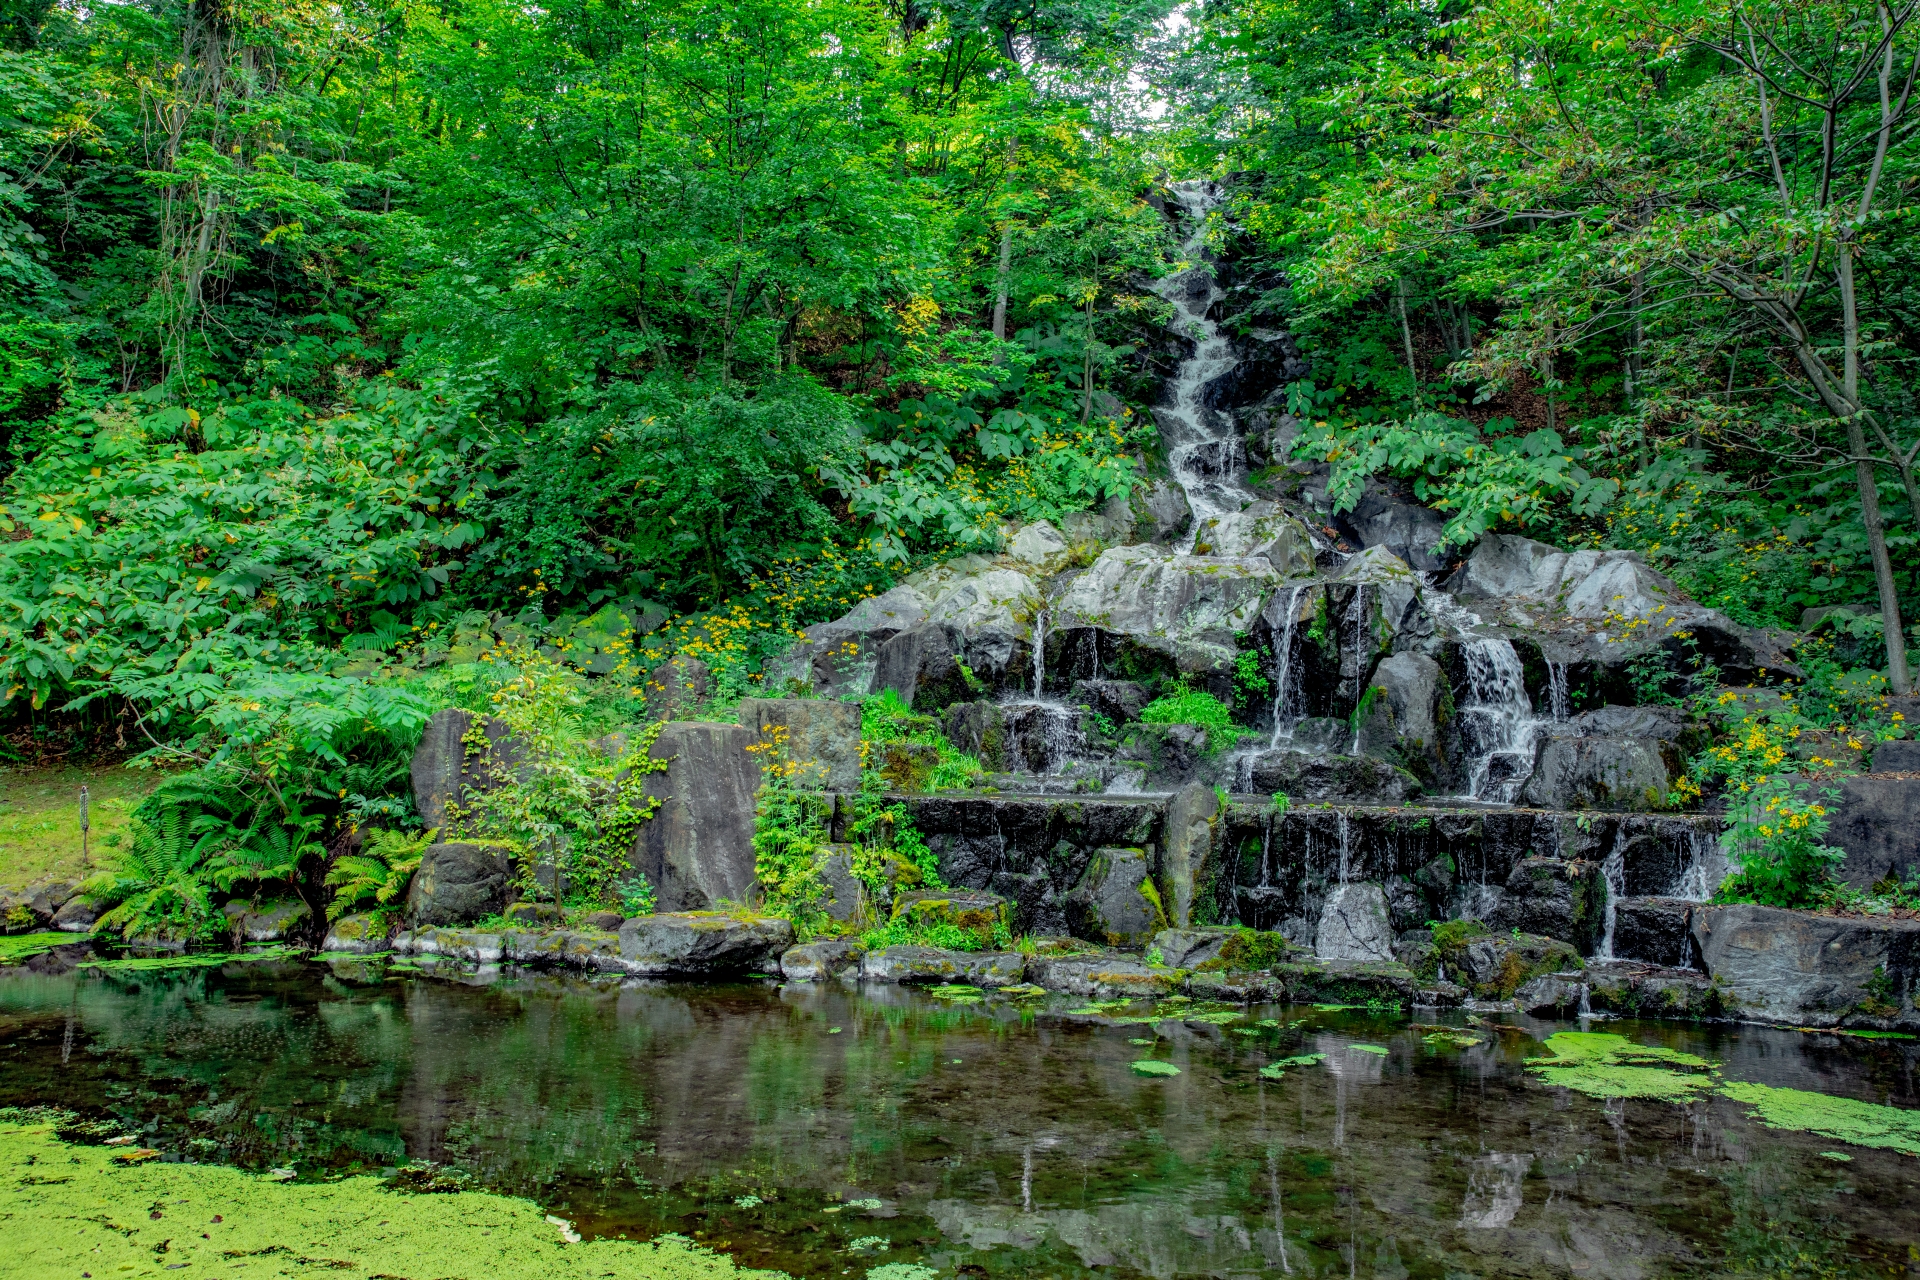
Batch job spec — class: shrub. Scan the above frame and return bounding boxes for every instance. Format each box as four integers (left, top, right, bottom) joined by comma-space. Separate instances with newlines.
1139, 687, 1236, 732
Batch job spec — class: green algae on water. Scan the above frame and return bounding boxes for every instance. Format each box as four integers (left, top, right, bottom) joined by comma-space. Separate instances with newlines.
1720, 1081, 1920, 1157
81, 945, 298, 972
1526, 1032, 1717, 1102
1351, 1044, 1389, 1055
1259, 1053, 1326, 1079
1131, 1060, 1181, 1077
0, 1121, 783, 1280
0, 930, 74, 964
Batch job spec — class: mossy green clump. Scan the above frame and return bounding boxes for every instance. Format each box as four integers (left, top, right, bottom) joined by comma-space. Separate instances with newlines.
1257, 1053, 1325, 1080
1180, 1009, 1242, 1026
927, 983, 984, 1003
1130, 1060, 1181, 1077
1203, 926, 1293, 972
0, 930, 73, 964
1351, 1044, 1389, 1056
1719, 1081, 1920, 1157
80, 946, 298, 972
1526, 1032, 1718, 1102
0, 1121, 783, 1279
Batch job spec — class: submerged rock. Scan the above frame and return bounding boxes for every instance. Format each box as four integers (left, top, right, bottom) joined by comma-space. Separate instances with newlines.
617, 913, 795, 977
860, 945, 1026, 986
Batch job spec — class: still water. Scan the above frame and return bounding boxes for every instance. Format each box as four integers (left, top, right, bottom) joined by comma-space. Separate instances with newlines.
2, 956, 1917, 1279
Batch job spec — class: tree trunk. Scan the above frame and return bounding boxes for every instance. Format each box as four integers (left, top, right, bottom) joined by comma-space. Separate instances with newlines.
1394, 277, 1419, 405
1837, 240, 1911, 692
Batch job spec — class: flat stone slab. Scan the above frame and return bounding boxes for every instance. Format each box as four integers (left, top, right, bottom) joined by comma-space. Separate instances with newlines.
321, 913, 394, 954
860, 945, 1026, 986
781, 939, 866, 981
1693, 903, 1920, 1029
1025, 954, 1173, 998
618, 913, 794, 976
1151, 927, 1235, 970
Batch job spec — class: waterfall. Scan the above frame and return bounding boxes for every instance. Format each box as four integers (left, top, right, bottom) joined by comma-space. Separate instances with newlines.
1458, 638, 1547, 803
1672, 823, 1727, 901
1596, 830, 1626, 960
1267, 585, 1306, 747
1346, 585, 1371, 754
1577, 983, 1593, 1017
1031, 607, 1048, 696
1547, 661, 1570, 723
1336, 809, 1352, 884
1151, 182, 1257, 549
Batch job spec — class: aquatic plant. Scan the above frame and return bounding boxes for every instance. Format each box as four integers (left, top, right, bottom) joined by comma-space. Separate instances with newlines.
1719, 1081, 1920, 1157
0, 931, 71, 965
1526, 1032, 1717, 1102
1130, 1060, 1181, 1077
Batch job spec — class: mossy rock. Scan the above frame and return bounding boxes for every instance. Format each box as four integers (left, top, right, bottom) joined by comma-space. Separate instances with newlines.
891, 888, 1007, 948
878, 742, 940, 791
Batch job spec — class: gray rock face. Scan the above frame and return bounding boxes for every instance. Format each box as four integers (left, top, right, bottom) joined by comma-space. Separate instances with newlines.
1159, 782, 1218, 929
1612, 897, 1695, 968
1026, 953, 1174, 998
411, 708, 525, 831
630, 721, 762, 912
1830, 774, 1920, 889
1314, 882, 1396, 962
1151, 926, 1235, 970
1006, 520, 1070, 567
52, 897, 98, 933
872, 624, 972, 711
1355, 652, 1449, 784
1342, 486, 1452, 573
1873, 740, 1920, 772
1453, 932, 1583, 999
1693, 903, 1920, 1027
1065, 846, 1164, 946
860, 946, 1027, 986
1564, 704, 1689, 741
767, 584, 931, 697
221, 898, 310, 942
818, 846, 869, 924
1518, 735, 1669, 811
1139, 723, 1212, 787
1070, 679, 1151, 725
408, 842, 513, 927
738, 698, 863, 790
780, 938, 865, 981
617, 913, 794, 976
1134, 478, 1193, 545
1485, 856, 1602, 953
320, 913, 394, 953
1053, 545, 1280, 674
1188, 503, 1316, 575
1248, 751, 1421, 805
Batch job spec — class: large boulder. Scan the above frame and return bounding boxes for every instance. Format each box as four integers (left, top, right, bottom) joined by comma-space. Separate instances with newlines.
51, 897, 98, 934
1339, 485, 1452, 573
410, 708, 525, 830
1070, 679, 1151, 725
630, 722, 762, 912
1353, 652, 1450, 785
1150, 926, 1236, 970
1518, 734, 1669, 811
1064, 846, 1165, 946
1005, 520, 1071, 568
321, 913, 394, 954
1027, 953, 1175, 998
1485, 856, 1604, 952
738, 698, 863, 791
1829, 774, 1920, 890
872, 624, 973, 712
221, 898, 310, 943
1692, 902, 1920, 1027
780, 938, 865, 981
1451, 930, 1583, 1000
643, 655, 713, 719
766, 584, 932, 697
1053, 545, 1281, 676
1187, 503, 1316, 575
860, 945, 1027, 986
1248, 751, 1421, 805
1611, 896, 1695, 968
408, 841, 513, 927
1447, 534, 1793, 683
1313, 882, 1396, 962
617, 912, 794, 976
1157, 781, 1218, 928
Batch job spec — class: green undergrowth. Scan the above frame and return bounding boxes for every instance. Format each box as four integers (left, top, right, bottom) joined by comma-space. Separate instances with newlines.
860, 690, 986, 792
0, 1120, 782, 1279
0, 931, 72, 964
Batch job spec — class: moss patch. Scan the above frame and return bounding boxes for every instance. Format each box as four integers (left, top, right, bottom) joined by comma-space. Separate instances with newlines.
1526, 1032, 1718, 1103
0, 763, 164, 886
1130, 1060, 1181, 1077
1719, 1081, 1920, 1157
80, 946, 299, 972
0, 1120, 782, 1279
0, 930, 74, 964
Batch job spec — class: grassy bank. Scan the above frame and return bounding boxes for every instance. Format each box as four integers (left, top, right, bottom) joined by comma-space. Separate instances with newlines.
0, 765, 160, 889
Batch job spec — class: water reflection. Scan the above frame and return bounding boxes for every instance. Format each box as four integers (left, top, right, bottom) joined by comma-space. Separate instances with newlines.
1, 961, 1917, 1278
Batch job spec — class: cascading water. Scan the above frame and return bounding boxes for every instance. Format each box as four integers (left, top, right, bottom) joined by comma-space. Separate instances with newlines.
1267, 585, 1307, 747
1458, 638, 1548, 803
1031, 607, 1049, 696
1547, 661, 1570, 723
1151, 182, 1258, 549
1346, 585, 1371, 754
1596, 831, 1627, 961
1673, 824, 1729, 902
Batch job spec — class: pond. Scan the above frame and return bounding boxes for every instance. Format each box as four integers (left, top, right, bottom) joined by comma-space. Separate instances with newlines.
3, 956, 1918, 1279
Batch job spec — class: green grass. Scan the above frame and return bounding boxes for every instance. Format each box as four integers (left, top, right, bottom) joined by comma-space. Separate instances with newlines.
1138, 688, 1237, 732
0, 763, 167, 888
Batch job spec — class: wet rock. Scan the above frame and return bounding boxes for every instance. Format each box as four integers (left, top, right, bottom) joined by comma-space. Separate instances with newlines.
321, 912, 393, 953
644, 655, 714, 719
1583, 961, 1723, 1019
1517, 736, 1669, 811
1248, 751, 1420, 805
861, 945, 1026, 986
892, 888, 1007, 946
503, 901, 565, 928
1563, 704, 1690, 741
1159, 781, 1219, 928
917, 564, 1047, 692
410, 708, 526, 830
1185, 969, 1288, 1002
943, 701, 1010, 769
1139, 723, 1213, 787
1830, 774, 1920, 889
631, 721, 762, 912
1007, 520, 1070, 566
1151, 926, 1236, 969
1513, 972, 1591, 1017
1382, 877, 1431, 934
579, 910, 624, 932
408, 842, 513, 927
1070, 679, 1151, 725
818, 846, 870, 924
1485, 857, 1604, 953
221, 898, 310, 943
1065, 846, 1165, 947
1692, 903, 1920, 1027
873, 624, 973, 712
1353, 652, 1449, 784
617, 913, 795, 976
1271, 958, 1430, 1007
1612, 897, 1695, 968
1188, 503, 1316, 575
1314, 882, 1396, 962
22, 939, 93, 974
1134, 478, 1193, 545
24, 878, 77, 925
738, 698, 863, 791
1340, 486, 1452, 573
397, 926, 504, 964
1027, 954, 1173, 998
1054, 545, 1280, 674
780, 938, 866, 981
1452, 931, 1583, 1000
